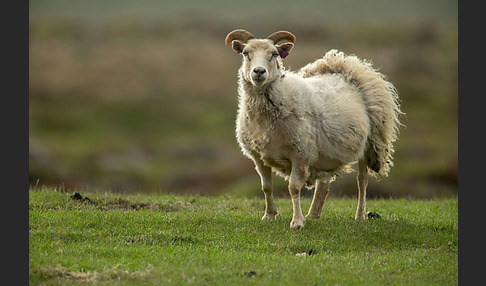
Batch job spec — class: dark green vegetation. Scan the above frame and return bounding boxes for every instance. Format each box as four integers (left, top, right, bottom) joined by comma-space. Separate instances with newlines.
29, 188, 457, 285
29, 0, 458, 198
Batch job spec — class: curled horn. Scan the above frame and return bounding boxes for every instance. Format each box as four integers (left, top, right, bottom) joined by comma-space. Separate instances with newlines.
225, 29, 256, 46
267, 31, 296, 44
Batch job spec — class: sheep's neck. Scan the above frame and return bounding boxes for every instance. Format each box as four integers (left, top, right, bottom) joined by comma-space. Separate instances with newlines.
241, 79, 282, 118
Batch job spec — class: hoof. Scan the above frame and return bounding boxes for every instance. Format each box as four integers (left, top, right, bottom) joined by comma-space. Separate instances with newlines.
290, 219, 305, 229
262, 212, 278, 220
305, 213, 320, 219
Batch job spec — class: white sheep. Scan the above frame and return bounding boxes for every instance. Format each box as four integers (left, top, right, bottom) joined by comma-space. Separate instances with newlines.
225, 29, 402, 229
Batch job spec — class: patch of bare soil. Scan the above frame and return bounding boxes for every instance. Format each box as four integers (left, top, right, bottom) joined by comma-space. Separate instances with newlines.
70, 192, 195, 212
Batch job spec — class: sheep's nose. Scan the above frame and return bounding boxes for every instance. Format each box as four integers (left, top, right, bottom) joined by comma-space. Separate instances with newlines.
253, 67, 266, 75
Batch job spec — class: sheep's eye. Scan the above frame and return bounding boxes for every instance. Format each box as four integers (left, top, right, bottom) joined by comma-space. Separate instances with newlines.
242, 51, 251, 60
271, 52, 279, 58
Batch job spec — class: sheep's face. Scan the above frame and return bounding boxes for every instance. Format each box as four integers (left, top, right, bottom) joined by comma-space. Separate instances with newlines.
232, 39, 293, 87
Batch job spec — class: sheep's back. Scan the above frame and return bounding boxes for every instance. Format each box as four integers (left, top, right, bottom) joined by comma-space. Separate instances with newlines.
297, 74, 370, 164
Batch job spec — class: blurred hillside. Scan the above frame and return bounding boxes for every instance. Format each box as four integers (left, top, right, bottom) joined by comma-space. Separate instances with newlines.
29, 0, 458, 198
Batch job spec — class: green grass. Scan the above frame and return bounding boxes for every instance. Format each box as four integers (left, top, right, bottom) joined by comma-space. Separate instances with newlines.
29, 188, 457, 285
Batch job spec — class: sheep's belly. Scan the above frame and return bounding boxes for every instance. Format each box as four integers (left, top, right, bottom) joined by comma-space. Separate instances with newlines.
311, 155, 345, 172
261, 149, 346, 179
262, 156, 292, 176
259, 144, 293, 176
260, 154, 350, 186
262, 155, 344, 174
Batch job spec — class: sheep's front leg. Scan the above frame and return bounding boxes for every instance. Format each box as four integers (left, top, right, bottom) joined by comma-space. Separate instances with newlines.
355, 159, 368, 220
288, 163, 309, 229
306, 179, 330, 219
253, 157, 278, 220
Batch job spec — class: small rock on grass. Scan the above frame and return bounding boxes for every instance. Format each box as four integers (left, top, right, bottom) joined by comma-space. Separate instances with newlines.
246, 270, 257, 277
367, 211, 381, 219
70, 192, 92, 203
71, 192, 83, 200
296, 249, 317, 256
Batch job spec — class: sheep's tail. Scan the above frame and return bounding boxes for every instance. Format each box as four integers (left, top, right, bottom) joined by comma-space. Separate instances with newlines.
298, 49, 404, 178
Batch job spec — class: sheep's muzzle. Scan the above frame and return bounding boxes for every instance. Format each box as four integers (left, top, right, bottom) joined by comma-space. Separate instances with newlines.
250, 66, 268, 86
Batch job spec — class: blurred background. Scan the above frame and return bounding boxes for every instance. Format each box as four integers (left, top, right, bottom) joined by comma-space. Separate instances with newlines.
29, 0, 458, 198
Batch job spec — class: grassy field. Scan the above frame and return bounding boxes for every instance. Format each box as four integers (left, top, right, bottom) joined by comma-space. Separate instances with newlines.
29, 188, 458, 285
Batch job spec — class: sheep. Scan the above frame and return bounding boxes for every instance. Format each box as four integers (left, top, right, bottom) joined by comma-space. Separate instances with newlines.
224, 29, 403, 229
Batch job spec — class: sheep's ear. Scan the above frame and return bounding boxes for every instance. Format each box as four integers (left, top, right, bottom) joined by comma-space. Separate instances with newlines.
276, 42, 294, 59
231, 40, 246, 54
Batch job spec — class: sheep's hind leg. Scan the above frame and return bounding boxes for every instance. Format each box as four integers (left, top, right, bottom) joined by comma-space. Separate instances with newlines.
288, 163, 309, 229
253, 157, 278, 220
355, 159, 368, 220
306, 179, 330, 219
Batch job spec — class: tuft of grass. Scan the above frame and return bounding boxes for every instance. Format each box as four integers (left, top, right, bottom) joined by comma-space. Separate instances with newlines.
30, 188, 457, 285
